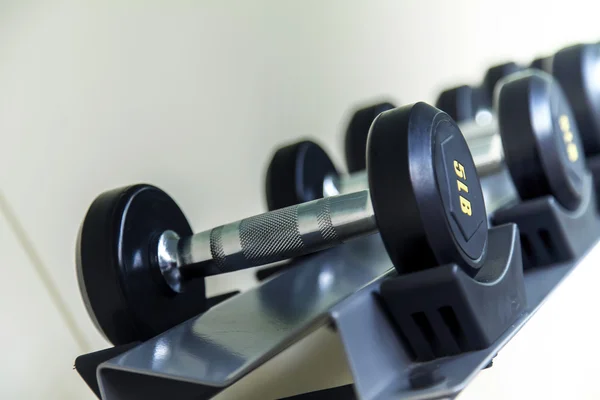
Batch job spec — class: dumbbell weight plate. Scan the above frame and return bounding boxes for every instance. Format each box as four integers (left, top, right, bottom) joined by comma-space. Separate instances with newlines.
265, 140, 339, 210
368, 103, 488, 275
483, 62, 522, 105
345, 102, 396, 173
435, 85, 477, 123
498, 71, 586, 211
552, 43, 600, 155
76, 185, 206, 345
530, 55, 553, 73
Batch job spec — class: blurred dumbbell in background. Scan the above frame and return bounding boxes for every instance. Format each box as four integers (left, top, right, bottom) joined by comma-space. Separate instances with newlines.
437, 42, 600, 158
266, 102, 395, 211
344, 102, 396, 173
437, 42, 600, 200
531, 43, 600, 156
436, 62, 522, 125
265, 71, 586, 218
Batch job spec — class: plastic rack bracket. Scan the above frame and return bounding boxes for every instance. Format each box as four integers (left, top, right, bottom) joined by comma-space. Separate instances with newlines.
493, 173, 600, 268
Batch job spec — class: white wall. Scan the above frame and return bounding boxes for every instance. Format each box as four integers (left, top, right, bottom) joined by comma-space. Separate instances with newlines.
1, 1, 599, 398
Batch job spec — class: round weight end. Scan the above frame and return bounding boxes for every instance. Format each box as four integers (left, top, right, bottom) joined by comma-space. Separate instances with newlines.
435, 85, 477, 123
345, 102, 396, 173
530, 55, 553, 73
497, 70, 587, 211
368, 103, 488, 276
265, 140, 339, 211
552, 43, 600, 155
483, 62, 522, 103
77, 184, 205, 346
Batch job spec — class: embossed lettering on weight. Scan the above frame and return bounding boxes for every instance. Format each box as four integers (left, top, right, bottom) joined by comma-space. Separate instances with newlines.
454, 160, 472, 216
559, 115, 579, 162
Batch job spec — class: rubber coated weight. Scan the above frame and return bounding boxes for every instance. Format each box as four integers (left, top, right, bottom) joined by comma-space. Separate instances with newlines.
76, 185, 205, 345
530, 55, 552, 73
435, 85, 478, 123
483, 62, 522, 105
345, 102, 396, 173
552, 43, 600, 155
265, 140, 339, 211
368, 102, 488, 275
497, 70, 586, 211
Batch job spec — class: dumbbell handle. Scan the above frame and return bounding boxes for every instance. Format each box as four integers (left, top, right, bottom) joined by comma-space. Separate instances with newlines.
157, 190, 377, 291
323, 170, 369, 197
461, 119, 504, 175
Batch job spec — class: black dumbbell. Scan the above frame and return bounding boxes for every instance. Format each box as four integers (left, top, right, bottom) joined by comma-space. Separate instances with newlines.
441, 42, 600, 153
344, 102, 396, 173
266, 139, 369, 211
482, 62, 523, 107
464, 70, 587, 211
530, 55, 553, 72
435, 85, 486, 124
531, 43, 600, 156
266, 71, 586, 214
266, 102, 395, 211
436, 62, 523, 123
77, 102, 488, 345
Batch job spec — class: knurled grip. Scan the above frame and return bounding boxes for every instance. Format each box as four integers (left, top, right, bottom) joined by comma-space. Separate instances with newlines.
240, 206, 305, 262
208, 198, 340, 273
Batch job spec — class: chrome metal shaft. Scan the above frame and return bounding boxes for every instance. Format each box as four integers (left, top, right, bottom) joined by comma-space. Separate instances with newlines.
158, 190, 377, 292
460, 119, 505, 175
322, 170, 369, 197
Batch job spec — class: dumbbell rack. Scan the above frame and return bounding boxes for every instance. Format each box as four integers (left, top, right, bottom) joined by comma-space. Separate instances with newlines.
75, 166, 600, 400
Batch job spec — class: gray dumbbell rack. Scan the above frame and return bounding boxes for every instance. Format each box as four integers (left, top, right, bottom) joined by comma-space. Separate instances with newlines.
75, 167, 600, 400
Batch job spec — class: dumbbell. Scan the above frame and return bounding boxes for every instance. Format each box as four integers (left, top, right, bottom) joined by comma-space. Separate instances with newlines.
77, 102, 488, 345
435, 85, 486, 125
465, 70, 587, 211
265, 101, 395, 212
439, 42, 600, 152
530, 43, 600, 156
266, 70, 586, 214
436, 62, 522, 123
530, 55, 552, 72
481, 62, 523, 107
266, 139, 369, 211
265, 101, 395, 211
